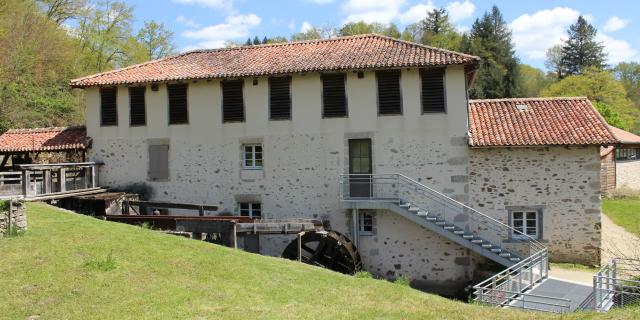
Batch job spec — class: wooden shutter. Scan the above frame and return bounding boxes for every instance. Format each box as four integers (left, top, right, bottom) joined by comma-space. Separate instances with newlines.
376, 70, 402, 115
100, 87, 117, 126
167, 84, 188, 124
222, 80, 245, 122
129, 86, 146, 126
148, 144, 169, 180
269, 76, 291, 120
421, 68, 446, 113
321, 73, 347, 118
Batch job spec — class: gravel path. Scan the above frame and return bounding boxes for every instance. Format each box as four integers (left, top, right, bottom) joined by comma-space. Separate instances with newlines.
601, 214, 640, 263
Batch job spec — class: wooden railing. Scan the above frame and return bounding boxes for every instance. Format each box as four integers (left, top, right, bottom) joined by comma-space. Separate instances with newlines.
15, 162, 102, 200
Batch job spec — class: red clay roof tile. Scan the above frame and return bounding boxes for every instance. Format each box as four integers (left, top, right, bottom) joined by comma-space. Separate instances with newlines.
0, 126, 90, 153
468, 97, 617, 147
70, 34, 480, 88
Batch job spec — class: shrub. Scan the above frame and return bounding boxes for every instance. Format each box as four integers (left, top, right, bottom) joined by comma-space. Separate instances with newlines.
354, 271, 373, 279
83, 251, 117, 271
394, 275, 411, 287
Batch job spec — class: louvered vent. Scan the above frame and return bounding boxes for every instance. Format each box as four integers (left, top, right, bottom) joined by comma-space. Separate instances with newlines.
129, 86, 146, 126
222, 80, 245, 122
322, 73, 347, 118
167, 84, 188, 124
100, 87, 117, 126
269, 76, 291, 120
421, 68, 446, 113
376, 70, 402, 115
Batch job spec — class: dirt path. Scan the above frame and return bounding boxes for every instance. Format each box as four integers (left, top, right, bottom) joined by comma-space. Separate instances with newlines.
601, 214, 640, 263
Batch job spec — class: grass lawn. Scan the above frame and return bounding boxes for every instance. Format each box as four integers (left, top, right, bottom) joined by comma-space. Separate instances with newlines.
1, 203, 639, 319
602, 198, 640, 236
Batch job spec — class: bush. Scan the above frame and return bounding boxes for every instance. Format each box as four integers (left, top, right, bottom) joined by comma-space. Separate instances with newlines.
0, 200, 9, 211
612, 187, 640, 200
394, 275, 411, 287
83, 252, 117, 271
354, 271, 373, 279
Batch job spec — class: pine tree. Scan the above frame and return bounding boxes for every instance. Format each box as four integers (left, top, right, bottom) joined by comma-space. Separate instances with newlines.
462, 5, 521, 98
244, 38, 252, 46
262, 36, 268, 44
559, 16, 607, 76
418, 8, 461, 50
252, 36, 260, 45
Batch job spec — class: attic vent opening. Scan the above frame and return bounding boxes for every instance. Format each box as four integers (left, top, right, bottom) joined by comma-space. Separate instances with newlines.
516, 103, 529, 111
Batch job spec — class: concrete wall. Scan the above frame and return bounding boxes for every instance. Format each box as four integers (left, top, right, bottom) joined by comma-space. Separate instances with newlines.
616, 160, 640, 190
468, 146, 602, 265
85, 66, 476, 284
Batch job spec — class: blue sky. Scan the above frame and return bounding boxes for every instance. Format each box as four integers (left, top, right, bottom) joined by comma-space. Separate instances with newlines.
128, 0, 640, 69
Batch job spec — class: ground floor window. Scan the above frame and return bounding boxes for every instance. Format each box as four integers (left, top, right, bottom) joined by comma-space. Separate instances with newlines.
509, 209, 541, 240
359, 211, 375, 235
239, 202, 261, 218
616, 148, 640, 161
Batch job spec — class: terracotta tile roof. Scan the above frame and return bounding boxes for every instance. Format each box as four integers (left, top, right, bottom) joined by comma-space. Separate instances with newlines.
70, 34, 480, 88
468, 97, 617, 147
0, 126, 91, 153
608, 125, 640, 145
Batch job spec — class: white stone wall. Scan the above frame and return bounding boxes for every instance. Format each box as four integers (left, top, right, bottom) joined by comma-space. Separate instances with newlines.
468, 146, 602, 265
85, 66, 475, 284
616, 160, 640, 190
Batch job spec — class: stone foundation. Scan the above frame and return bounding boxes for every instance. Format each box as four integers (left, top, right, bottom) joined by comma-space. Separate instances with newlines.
0, 200, 27, 238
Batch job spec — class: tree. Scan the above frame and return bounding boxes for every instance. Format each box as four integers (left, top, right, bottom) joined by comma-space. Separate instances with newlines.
593, 101, 625, 129
244, 38, 252, 46
544, 44, 563, 79
518, 64, 553, 97
462, 5, 521, 98
252, 36, 260, 45
559, 16, 607, 76
263, 36, 288, 44
291, 27, 324, 41
338, 21, 400, 38
418, 8, 462, 50
541, 68, 638, 131
37, 0, 86, 25
75, 0, 135, 72
136, 20, 176, 60
614, 62, 640, 108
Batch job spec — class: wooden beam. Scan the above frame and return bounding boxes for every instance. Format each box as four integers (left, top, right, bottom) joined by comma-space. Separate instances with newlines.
24, 187, 105, 201
127, 200, 218, 212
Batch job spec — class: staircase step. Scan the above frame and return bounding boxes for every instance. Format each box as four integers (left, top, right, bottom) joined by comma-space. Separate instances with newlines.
491, 248, 502, 253
471, 239, 483, 244
435, 221, 446, 226
462, 234, 474, 239
499, 253, 511, 257
453, 230, 465, 235
426, 217, 437, 221
481, 244, 493, 248
408, 207, 420, 212
510, 257, 521, 262
399, 203, 411, 208
417, 211, 428, 217
443, 226, 455, 230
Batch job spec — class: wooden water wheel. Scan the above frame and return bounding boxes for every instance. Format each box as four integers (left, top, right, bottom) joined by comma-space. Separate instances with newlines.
281, 231, 362, 274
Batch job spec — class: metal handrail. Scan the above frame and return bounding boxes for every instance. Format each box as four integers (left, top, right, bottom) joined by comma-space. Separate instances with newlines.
593, 258, 640, 311
339, 173, 545, 251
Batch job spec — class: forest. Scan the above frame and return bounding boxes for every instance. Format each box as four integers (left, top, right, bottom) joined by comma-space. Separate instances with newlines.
1, 0, 639, 133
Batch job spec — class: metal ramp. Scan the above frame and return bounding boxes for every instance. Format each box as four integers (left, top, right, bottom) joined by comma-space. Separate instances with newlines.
510, 278, 592, 312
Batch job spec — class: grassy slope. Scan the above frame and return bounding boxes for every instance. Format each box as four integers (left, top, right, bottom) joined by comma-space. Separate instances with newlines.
602, 199, 640, 236
0, 203, 638, 319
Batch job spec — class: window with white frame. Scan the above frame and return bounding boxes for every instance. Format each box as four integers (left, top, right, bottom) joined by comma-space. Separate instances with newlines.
239, 202, 261, 218
359, 211, 375, 235
242, 144, 263, 169
510, 209, 541, 240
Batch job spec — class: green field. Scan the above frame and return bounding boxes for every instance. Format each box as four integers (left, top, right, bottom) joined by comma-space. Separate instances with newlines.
602, 198, 640, 236
1, 203, 638, 319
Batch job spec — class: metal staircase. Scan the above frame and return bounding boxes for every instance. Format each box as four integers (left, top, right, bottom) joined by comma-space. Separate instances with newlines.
339, 173, 568, 312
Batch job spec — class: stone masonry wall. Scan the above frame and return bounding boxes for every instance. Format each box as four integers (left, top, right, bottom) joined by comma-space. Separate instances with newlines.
616, 160, 640, 190
0, 200, 27, 238
469, 146, 601, 265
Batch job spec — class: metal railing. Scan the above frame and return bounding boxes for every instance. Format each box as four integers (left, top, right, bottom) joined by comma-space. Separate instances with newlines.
594, 258, 640, 311
338, 173, 556, 311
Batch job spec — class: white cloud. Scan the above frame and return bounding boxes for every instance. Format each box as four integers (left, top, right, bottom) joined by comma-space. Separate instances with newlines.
445, 0, 475, 22
342, 0, 406, 23
603, 16, 629, 32
398, 1, 435, 24
182, 13, 261, 49
176, 15, 200, 28
598, 33, 638, 64
172, 0, 234, 11
300, 21, 313, 32
510, 7, 580, 59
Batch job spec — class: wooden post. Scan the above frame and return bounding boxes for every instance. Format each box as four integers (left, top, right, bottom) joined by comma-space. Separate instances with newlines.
59, 168, 66, 192
21, 170, 30, 198
90, 165, 96, 188
231, 222, 237, 249
198, 205, 204, 217
298, 231, 306, 262
44, 170, 51, 195
8, 200, 12, 237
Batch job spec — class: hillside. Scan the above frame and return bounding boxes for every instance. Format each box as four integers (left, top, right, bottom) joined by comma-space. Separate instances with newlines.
0, 203, 638, 319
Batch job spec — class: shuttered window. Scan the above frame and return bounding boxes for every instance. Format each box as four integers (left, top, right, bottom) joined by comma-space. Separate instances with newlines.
421, 68, 446, 113
222, 80, 245, 122
100, 87, 117, 126
129, 86, 146, 126
148, 144, 169, 180
167, 84, 188, 124
269, 76, 291, 120
321, 73, 347, 118
376, 70, 402, 115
